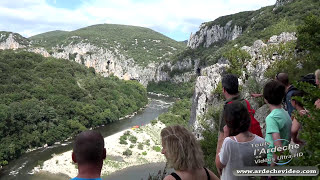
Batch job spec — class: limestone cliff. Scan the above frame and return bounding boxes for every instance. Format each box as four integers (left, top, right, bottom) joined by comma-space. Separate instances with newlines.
0, 32, 192, 86
0, 32, 30, 50
187, 21, 242, 49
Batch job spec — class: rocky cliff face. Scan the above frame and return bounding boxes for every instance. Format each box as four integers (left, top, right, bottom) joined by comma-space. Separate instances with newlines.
187, 21, 242, 49
275, 0, 295, 8
43, 42, 195, 86
0, 32, 192, 86
0, 33, 29, 50
190, 32, 297, 137
189, 60, 229, 137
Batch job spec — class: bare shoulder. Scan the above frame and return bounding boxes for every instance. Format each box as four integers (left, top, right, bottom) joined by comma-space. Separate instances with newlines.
163, 175, 176, 180
207, 168, 220, 180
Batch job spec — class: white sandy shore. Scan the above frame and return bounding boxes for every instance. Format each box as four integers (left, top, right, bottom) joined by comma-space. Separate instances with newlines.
32, 121, 167, 178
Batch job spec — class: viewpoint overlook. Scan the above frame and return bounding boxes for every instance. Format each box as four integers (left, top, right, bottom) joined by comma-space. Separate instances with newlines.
0, 0, 319, 179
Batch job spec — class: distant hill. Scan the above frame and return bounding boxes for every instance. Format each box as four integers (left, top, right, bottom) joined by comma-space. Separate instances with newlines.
30, 24, 186, 66
180, 40, 188, 45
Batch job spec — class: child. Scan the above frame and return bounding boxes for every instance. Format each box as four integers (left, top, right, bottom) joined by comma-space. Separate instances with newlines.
263, 80, 292, 166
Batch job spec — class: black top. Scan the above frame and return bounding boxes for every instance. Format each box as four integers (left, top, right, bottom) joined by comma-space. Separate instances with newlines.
170, 167, 210, 180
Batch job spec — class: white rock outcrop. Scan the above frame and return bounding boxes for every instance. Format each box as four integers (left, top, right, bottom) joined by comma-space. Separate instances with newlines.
0, 33, 26, 50
187, 21, 242, 49
274, 0, 294, 9
189, 62, 229, 137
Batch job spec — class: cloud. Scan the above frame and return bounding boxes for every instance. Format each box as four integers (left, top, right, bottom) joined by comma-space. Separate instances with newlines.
0, 0, 277, 40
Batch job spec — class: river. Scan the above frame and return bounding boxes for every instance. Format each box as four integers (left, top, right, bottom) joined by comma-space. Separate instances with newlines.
0, 94, 174, 180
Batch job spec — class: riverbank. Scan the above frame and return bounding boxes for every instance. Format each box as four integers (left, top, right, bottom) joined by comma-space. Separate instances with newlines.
32, 121, 167, 178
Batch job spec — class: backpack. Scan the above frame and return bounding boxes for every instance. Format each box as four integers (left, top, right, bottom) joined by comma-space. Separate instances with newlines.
228, 100, 263, 138
299, 73, 316, 86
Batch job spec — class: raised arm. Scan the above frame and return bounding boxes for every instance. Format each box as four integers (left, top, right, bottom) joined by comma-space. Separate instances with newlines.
251, 93, 263, 98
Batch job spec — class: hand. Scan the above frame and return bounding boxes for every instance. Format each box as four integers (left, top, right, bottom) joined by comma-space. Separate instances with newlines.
293, 138, 305, 145
251, 93, 262, 98
215, 153, 223, 176
315, 99, 320, 109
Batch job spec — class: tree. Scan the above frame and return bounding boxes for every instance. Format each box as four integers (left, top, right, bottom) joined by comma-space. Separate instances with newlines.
297, 15, 320, 52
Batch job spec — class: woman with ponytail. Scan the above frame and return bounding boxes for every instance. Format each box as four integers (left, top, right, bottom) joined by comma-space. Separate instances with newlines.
216, 101, 266, 180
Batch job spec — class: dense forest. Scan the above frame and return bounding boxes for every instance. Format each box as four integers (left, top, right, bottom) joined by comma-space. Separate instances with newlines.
0, 50, 148, 166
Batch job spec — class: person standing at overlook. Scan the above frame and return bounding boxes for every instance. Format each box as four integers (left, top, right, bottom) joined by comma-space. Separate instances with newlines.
70, 130, 106, 180
251, 72, 298, 116
263, 80, 292, 166
216, 101, 266, 180
161, 125, 219, 180
215, 74, 262, 174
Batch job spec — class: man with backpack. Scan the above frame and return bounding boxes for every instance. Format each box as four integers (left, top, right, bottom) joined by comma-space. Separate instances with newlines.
275, 73, 298, 117
251, 72, 300, 116
215, 74, 262, 174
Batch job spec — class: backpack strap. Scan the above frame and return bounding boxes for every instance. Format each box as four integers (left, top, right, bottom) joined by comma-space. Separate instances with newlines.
204, 167, 210, 180
170, 172, 182, 180
244, 99, 255, 115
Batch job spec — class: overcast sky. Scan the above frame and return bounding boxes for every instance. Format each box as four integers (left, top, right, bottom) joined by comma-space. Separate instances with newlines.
0, 0, 277, 41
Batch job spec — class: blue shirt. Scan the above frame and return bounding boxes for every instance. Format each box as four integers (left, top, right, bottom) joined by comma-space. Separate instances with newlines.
70, 178, 102, 180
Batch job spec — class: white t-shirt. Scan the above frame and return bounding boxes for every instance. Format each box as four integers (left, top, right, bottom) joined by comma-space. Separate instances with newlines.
219, 135, 266, 180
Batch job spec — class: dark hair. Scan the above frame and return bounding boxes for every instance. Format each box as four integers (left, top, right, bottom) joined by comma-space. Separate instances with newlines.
222, 74, 239, 95
73, 130, 105, 164
263, 80, 285, 105
223, 101, 251, 136
291, 91, 304, 107
276, 73, 289, 86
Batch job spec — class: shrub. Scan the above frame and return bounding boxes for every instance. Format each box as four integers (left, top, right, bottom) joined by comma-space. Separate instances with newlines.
223, 47, 250, 77
142, 151, 147, 156
145, 139, 150, 146
124, 131, 131, 136
129, 135, 137, 144
129, 144, 134, 148
119, 135, 128, 145
211, 81, 223, 100
122, 149, 132, 156
138, 143, 144, 150
152, 146, 161, 152
151, 119, 157, 126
